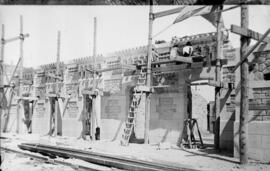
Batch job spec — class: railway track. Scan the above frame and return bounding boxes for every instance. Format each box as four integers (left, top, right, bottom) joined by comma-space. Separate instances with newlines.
18, 143, 198, 171
0, 145, 111, 171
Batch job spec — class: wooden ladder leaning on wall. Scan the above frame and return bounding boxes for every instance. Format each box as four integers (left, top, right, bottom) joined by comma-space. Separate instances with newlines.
120, 66, 147, 146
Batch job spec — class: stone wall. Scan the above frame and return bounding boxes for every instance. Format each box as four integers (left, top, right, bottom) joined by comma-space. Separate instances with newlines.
191, 91, 208, 136
226, 47, 270, 162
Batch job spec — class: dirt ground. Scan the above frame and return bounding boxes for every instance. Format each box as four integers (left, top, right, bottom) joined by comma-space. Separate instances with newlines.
1, 133, 270, 171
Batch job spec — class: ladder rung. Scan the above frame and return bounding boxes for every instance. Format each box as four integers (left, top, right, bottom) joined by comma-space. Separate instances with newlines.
129, 109, 135, 112
122, 134, 129, 139
129, 111, 137, 115
124, 128, 132, 134
126, 121, 134, 125
130, 103, 137, 108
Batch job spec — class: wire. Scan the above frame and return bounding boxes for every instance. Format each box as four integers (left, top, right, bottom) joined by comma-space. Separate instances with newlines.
152, 5, 239, 38
153, 23, 174, 38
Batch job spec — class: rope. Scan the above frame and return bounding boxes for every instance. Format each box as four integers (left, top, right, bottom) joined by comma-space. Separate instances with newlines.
153, 23, 174, 38
152, 5, 238, 39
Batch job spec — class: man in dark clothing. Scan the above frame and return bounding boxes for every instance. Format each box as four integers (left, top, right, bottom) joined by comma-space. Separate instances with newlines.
183, 41, 193, 57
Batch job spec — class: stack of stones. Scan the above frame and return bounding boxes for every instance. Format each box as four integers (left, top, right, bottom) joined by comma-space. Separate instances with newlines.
249, 87, 270, 121
249, 50, 270, 121
253, 50, 270, 81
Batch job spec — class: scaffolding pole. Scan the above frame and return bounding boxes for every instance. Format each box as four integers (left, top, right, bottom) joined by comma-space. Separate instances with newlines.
92, 17, 97, 139
239, 5, 250, 165
16, 15, 24, 133
214, 5, 223, 149
54, 30, 61, 136
0, 24, 5, 128
145, 0, 153, 144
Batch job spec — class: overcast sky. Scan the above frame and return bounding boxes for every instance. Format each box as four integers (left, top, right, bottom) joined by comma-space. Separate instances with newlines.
1, 5, 269, 68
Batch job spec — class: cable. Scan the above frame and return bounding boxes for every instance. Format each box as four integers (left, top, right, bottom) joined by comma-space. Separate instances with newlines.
153, 23, 174, 38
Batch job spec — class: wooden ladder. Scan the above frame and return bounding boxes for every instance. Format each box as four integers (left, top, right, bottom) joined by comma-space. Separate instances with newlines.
120, 66, 146, 146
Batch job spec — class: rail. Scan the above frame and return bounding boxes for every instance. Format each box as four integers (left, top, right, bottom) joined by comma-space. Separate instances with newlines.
18, 143, 198, 171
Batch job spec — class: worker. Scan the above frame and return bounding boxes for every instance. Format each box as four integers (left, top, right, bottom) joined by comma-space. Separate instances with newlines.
78, 95, 92, 140
46, 98, 56, 136
183, 41, 193, 57
22, 100, 32, 133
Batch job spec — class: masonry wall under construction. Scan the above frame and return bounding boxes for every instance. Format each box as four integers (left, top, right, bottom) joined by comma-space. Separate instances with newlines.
2, 32, 270, 162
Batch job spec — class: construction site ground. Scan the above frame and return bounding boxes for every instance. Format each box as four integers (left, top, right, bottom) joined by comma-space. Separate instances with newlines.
1, 132, 270, 171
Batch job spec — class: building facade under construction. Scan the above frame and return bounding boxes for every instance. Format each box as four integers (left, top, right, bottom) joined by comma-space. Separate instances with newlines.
1, 31, 270, 162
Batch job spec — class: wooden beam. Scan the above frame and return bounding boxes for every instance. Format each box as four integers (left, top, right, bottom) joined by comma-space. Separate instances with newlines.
14, 96, 38, 101
45, 93, 57, 98
81, 89, 98, 96
224, 0, 270, 5
214, 5, 223, 150
231, 24, 270, 43
3, 33, 29, 44
17, 15, 24, 133
54, 30, 61, 137
239, 5, 250, 165
0, 24, 5, 104
145, 2, 154, 144
153, 7, 184, 19
121, 64, 137, 70
231, 28, 270, 73
174, 56, 193, 63
135, 85, 151, 92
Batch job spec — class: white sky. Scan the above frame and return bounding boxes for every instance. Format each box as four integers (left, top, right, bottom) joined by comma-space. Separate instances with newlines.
1, 5, 270, 102
1, 5, 269, 68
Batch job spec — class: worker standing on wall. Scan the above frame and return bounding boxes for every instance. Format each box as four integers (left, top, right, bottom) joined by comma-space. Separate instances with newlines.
183, 41, 193, 57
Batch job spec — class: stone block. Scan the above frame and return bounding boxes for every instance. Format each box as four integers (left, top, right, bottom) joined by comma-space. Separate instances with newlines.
62, 119, 81, 137
262, 98, 270, 105
265, 59, 270, 66
263, 67, 270, 74
253, 93, 261, 99
262, 135, 270, 149
257, 57, 266, 64
258, 63, 266, 72
249, 122, 270, 135
253, 88, 262, 94
253, 110, 266, 115
262, 115, 270, 121
101, 119, 125, 140
254, 71, 264, 80
262, 150, 270, 162
249, 134, 262, 148
261, 87, 270, 93
249, 148, 263, 161
250, 115, 263, 122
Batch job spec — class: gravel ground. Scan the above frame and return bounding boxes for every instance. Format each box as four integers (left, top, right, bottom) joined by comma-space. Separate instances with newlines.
1, 133, 270, 171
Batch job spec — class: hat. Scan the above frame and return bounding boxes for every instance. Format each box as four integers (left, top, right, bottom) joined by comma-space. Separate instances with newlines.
186, 41, 192, 46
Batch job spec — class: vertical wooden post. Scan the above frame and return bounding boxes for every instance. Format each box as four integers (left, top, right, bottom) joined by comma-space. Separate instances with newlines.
145, 0, 153, 144
1, 24, 6, 132
17, 15, 24, 133
240, 5, 250, 165
91, 17, 97, 139
54, 30, 60, 136
0, 24, 5, 124
214, 5, 223, 149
